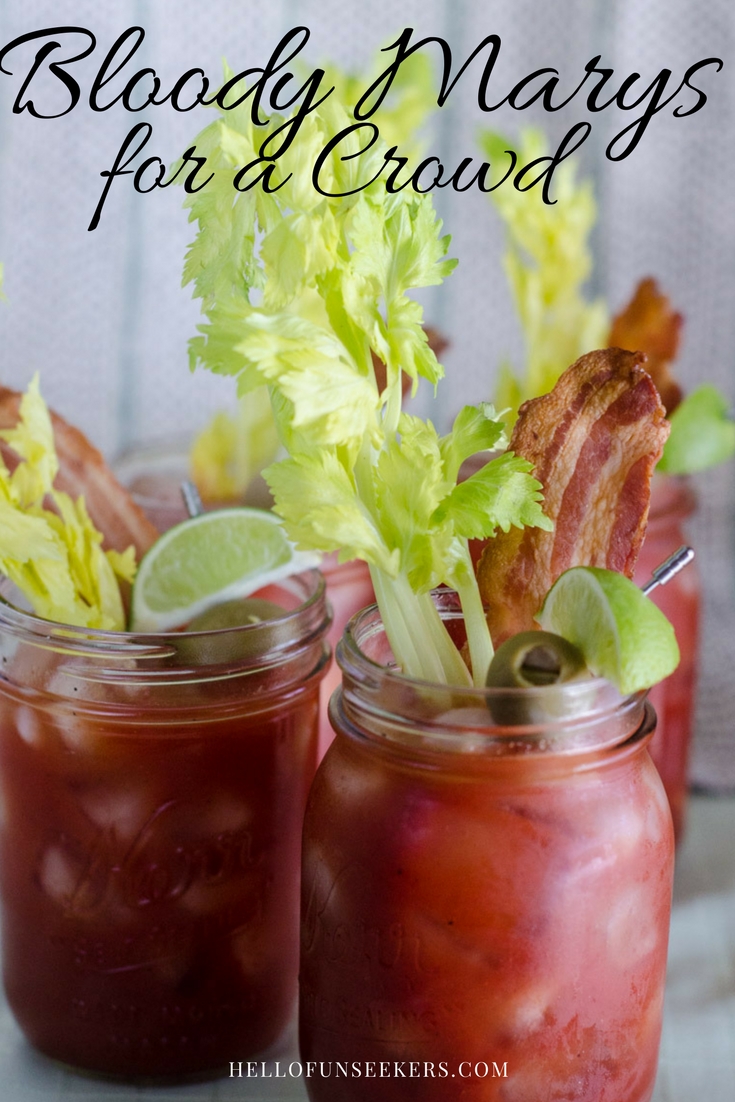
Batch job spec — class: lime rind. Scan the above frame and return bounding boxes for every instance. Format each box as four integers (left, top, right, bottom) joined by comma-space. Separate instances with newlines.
140, 510, 289, 609
130, 507, 320, 632
537, 566, 680, 695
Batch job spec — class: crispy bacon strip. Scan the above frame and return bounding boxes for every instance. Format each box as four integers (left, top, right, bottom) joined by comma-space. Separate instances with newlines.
609, 277, 684, 414
477, 349, 669, 644
424, 326, 449, 360
0, 385, 159, 558
371, 326, 448, 396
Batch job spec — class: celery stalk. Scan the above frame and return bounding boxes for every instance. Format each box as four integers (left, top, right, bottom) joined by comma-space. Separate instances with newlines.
182, 80, 552, 686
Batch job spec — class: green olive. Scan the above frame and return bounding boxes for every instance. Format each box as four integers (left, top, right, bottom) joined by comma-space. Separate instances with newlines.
187, 598, 284, 632
486, 631, 587, 689
485, 630, 591, 725
177, 597, 289, 665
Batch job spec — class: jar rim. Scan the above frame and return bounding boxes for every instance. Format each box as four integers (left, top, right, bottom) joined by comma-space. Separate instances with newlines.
0, 569, 330, 681
335, 591, 646, 756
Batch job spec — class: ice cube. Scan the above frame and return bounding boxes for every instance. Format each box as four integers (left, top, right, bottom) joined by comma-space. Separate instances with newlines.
199, 797, 253, 836
231, 922, 272, 979
506, 983, 555, 1037
328, 757, 389, 806
53, 709, 99, 753
641, 768, 670, 844
78, 785, 150, 840
152, 943, 195, 987
46, 653, 139, 697
37, 844, 79, 905
606, 886, 658, 968
36, 838, 110, 913
15, 706, 42, 747
577, 796, 647, 867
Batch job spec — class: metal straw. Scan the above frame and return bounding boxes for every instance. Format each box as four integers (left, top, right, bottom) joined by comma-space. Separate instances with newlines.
180, 479, 204, 518
641, 545, 695, 596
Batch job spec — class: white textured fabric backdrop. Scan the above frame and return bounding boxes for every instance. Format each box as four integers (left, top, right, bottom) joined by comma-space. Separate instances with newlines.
0, 0, 733, 784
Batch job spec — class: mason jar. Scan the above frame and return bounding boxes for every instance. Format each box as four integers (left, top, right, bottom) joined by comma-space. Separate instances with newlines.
0, 570, 330, 1080
300, 592, 674, 1102
633, 475, 700, 840
113, 437, 193, 531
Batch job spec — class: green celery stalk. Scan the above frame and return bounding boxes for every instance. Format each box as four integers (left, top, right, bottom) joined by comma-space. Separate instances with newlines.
182, 80, 552, 685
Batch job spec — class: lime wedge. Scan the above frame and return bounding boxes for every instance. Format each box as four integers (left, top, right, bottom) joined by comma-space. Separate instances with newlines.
130, 508, 318, 632
536, 566, 679, 694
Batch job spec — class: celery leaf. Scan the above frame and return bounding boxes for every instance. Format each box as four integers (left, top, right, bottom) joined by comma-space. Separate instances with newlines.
181, 74, 553, 685
439, 403, 508, 483
432, 453, 553, 538
265, 451, 397, 573
659, 384, 735, 474
0, 376, 134, 629
480, 127, 608, 417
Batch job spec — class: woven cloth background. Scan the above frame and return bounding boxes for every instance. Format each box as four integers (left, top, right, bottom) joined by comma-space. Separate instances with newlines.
0, 0, 732, 785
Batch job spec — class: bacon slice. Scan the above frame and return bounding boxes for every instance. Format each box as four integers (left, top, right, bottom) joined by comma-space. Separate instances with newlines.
371, 326, 448, 396
424, 326, 449, 360
477, 349, 670, 644
609, 277, 683, 414
0, 385, 159, 558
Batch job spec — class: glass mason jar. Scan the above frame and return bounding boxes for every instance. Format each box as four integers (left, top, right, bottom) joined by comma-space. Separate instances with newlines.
0, 570, 330, 1080
300, 593, 674, 1102
113, 436, 195, 531
633, 475, 700, 841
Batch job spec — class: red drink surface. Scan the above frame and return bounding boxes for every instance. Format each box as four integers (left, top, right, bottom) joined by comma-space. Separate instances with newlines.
0, 575, 329, 1080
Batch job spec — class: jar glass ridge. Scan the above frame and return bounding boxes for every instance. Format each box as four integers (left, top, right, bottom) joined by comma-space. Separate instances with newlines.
335, 588, 646, 755
0, 570, 330, 1080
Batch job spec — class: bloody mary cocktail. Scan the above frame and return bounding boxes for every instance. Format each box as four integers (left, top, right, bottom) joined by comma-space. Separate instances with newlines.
0, 570, 330, 1080
633, 475, 700, 840
300, 594, 674, 1102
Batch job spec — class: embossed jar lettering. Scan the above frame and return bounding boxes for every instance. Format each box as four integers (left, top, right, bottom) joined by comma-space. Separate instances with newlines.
0, 570, 330, 1078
